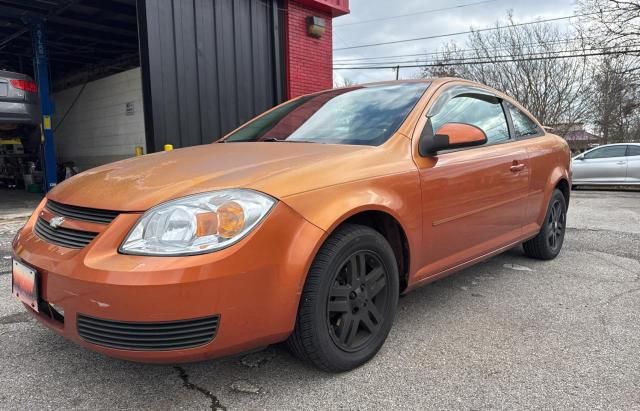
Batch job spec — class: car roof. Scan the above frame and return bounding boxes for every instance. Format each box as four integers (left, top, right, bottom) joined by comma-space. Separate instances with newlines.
345, 77, 486, 89
334, 77, 525, 108
311, 78, 544, 130
590, 143, 640, 147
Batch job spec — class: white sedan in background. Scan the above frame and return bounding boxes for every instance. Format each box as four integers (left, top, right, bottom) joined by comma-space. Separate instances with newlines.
571, 143, 640, 188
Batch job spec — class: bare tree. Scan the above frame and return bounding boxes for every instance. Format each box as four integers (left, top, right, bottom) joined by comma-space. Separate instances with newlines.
421, 14, 590, 132
334, 76, 357, 88
578, 0, 640, 52
592, 57, 626, 143
591, 56, 640, 143
578, 0, 640, 142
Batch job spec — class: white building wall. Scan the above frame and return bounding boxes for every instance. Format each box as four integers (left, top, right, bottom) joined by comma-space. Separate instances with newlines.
52, 68, 146, 171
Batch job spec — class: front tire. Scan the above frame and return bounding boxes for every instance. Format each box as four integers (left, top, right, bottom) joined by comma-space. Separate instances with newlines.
523, 189, 567, 260
287, 224, 399, 372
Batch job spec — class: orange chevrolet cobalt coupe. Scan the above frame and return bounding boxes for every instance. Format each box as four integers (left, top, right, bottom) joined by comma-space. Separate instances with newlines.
12, 79, 570, 372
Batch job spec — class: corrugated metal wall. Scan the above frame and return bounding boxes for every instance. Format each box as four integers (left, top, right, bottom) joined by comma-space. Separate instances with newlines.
138, 0, 284, 152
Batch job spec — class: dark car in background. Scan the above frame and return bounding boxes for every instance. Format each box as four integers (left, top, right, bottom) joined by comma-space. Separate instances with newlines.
0, 70, 41, 188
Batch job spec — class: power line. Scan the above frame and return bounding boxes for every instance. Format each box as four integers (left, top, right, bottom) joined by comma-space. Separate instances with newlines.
334, 12, 600, 51
333, 37, 596, 63
332, 49, 640, 70
334, 0, 498, 28
333, 45, 639, 67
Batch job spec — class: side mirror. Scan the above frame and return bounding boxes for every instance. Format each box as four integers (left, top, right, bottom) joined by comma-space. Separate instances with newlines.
419, 121, 488, 156
574, 155, 584, 161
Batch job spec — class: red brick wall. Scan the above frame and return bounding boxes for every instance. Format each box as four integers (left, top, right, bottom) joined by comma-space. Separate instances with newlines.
285, 0, 334, 98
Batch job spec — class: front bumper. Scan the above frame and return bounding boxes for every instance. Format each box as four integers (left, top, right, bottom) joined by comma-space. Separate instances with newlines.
12, 200, 324, 363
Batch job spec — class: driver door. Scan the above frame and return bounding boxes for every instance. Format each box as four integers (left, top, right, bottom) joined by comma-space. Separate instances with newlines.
412, 85, 530, 281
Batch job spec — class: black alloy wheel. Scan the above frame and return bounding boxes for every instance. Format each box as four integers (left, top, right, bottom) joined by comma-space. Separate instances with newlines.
327, 251, 389, 352
523, 189, 568, 260
287, 224, 399, 372
547, 197, 566, 252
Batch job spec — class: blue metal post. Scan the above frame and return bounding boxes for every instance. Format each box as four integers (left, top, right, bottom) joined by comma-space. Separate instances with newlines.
30, 19, 57, 192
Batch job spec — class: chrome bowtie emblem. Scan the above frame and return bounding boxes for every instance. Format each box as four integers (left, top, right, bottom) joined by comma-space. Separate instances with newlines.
49, 216, 65, 229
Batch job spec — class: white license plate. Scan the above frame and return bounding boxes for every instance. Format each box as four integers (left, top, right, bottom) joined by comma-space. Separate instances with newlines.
12, 259, 39, 312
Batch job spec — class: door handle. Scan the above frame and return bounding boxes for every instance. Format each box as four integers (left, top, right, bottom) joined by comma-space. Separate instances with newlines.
616, 161, 626, 165
510, 163, 526, 172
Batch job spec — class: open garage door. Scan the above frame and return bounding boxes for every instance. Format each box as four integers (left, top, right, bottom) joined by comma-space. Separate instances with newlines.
0, 0, 286, 193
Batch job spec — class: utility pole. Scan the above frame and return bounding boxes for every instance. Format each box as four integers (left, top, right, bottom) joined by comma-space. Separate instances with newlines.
395, 65, 400, 80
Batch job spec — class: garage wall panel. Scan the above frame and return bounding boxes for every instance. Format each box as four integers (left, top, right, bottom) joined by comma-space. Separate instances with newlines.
139, 0, 284, 151
52, 68, 146, 170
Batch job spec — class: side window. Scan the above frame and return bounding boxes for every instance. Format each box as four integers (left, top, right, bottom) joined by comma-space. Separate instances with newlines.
627, 145, 640, 157
584, 146, 627, 159
506, 102, 541, 138
430, 95, 509, 144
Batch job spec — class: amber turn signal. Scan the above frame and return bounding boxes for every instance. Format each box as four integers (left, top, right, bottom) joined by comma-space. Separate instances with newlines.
196, 212, 218, 237
217, 201, 245, 238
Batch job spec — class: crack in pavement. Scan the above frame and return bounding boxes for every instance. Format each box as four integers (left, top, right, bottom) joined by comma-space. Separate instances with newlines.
0, 312, 32, 325
564, 228, 640, 262
174, 366, 226, 411
566, 226, 640, 234
586, 251, 640, 280
604, 286, 640, 306
596, 286, 640, 351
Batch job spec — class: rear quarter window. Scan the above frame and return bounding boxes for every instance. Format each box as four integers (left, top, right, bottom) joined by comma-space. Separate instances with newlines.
627, 145, 640, 157
506, 102, 542, 138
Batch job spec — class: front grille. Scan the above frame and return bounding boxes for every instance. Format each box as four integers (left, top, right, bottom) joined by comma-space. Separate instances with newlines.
34, 217, 98, 249
45, 200, 119, 224
77, 314, 220, 351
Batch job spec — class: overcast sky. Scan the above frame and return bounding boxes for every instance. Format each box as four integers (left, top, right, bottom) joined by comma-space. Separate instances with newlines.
332, 0, 578, 84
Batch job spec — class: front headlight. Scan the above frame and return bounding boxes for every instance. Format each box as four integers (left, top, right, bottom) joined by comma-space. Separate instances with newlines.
119, 189, 276, 256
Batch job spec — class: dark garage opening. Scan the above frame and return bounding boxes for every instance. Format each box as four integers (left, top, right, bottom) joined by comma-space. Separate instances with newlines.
0, 0, 286, 196
0, 0, 142, 193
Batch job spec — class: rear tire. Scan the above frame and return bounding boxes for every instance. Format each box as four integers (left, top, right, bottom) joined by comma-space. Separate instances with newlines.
523, 189, 567, 260
287, 224, 399, 372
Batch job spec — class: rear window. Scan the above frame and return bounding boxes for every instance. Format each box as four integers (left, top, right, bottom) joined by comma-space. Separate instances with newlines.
224, 83, 429, 146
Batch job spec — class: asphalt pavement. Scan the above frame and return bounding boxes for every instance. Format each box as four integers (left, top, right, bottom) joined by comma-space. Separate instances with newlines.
0, 189, 638, 410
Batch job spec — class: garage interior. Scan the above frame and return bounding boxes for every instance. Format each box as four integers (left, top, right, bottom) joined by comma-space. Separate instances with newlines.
0, 0, 349, 197
0, 0, 143, 193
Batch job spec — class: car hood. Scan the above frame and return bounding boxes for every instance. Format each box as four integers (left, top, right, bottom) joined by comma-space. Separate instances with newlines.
47, 142, 380, 211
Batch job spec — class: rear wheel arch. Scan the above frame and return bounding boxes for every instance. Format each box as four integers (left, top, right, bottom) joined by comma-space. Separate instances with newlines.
555, 178, 570, 207
536, 169, 571, 225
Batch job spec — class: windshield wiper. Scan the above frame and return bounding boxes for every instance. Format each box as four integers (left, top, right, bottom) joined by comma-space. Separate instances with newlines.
261, 138, 317, 143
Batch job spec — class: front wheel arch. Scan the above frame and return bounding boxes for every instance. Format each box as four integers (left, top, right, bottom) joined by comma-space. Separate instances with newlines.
322, 209, 410, 293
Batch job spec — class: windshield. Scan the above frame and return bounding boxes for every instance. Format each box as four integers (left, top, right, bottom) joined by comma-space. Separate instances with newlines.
223, 83, 429, 146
